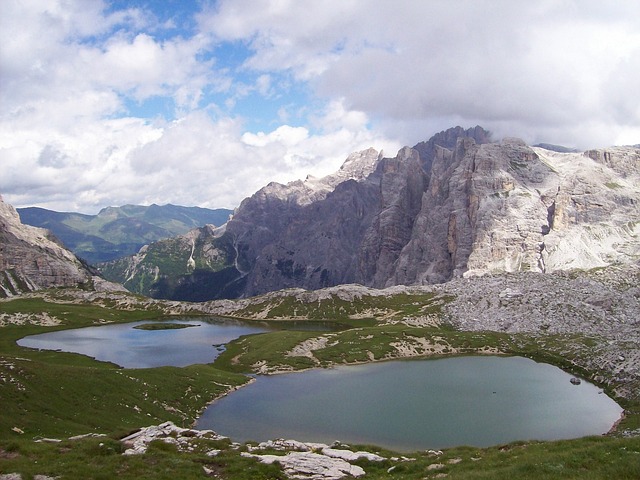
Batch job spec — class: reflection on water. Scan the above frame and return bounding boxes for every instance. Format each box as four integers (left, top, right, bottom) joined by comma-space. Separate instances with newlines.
18, 317, 344, 368
18, 317, 274, 368
197, 356, 623, 452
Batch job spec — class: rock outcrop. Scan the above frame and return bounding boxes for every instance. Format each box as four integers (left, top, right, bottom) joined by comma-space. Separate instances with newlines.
393, 138, 640, 284
0, 195, 93, 297
120, 421, 227, 456
242, 439, 388, 480
99, 126, 640, 300
119, 422, 388, 479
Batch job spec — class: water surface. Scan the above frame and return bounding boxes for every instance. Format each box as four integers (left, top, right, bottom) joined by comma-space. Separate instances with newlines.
18, 317, 269, 368
197, 356, 622, 451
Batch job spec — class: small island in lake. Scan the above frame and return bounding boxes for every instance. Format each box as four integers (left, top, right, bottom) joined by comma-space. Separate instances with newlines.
133, 323, 199, 330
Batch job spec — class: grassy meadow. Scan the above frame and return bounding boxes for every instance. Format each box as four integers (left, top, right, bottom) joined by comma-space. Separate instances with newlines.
0, 290, 638, 479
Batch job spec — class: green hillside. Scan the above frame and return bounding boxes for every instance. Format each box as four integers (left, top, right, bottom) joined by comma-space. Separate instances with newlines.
0, 288, 638, 479
17, 204, 233, 264
98, 229, 246, 301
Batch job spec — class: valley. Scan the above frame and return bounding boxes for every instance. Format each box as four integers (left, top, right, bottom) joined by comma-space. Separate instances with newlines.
17, 204, 233, 265
1, 127, 639, 479
1, 263, 639, 479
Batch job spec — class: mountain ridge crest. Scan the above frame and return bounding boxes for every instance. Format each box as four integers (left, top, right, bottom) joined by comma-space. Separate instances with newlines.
94, 126, 640, 300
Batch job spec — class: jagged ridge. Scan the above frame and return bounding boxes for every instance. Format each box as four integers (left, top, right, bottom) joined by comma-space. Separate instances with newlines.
99, 126, 640, 301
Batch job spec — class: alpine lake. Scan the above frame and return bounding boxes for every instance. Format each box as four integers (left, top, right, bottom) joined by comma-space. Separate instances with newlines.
19, 318, 623, 452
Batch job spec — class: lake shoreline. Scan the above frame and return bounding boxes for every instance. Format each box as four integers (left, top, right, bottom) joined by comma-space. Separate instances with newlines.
197, 355, 623, 452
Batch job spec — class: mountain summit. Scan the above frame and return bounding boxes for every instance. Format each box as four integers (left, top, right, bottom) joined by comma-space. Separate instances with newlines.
100, 126, 640, 301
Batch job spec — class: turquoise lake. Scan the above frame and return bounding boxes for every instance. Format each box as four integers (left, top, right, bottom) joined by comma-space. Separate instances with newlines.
196, 356, 622, 452
18, 322, 623, 452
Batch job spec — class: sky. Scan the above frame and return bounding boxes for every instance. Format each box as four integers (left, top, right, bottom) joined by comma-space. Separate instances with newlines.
1, 0, 639, 214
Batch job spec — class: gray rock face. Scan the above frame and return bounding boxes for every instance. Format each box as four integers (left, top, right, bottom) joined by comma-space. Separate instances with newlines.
537, 146, 640, 272
391, 139, 640, 285
98, 126, 640, 301
413, 125, 492, 174
393, 137, 552, 284
228, 146, 430, 296
226, 148, 385, 296
0, 195, 92, 297
229, 128, 639, 296
357, 147, 427, 287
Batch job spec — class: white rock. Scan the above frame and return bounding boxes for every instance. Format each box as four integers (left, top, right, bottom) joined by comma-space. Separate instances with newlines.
120, 422, 225, 455
242, 451, 366, 479
321, 447, 385, 462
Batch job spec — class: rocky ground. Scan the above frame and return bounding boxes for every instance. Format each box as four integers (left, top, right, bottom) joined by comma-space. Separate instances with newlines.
33, 263, 639, 404
120, 422, 413, 480
439, 264, 640, 401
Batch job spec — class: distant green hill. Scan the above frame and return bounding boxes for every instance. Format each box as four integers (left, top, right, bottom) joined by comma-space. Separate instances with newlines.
17, 204, 233, 264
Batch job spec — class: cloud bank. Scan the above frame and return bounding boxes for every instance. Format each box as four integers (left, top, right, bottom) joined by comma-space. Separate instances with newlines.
1, 0, 639, 213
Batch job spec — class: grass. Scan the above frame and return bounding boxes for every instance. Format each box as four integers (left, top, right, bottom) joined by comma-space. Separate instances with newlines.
231, 291, 450, 323
0, 437, 290, 480
214, 330, 319, 373
217, 324, 513, 372
1, 289, 639, 479
0, 295, 248, 440
2, 431, 638, 480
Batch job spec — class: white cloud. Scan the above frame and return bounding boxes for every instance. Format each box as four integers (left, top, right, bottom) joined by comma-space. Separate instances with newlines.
255, 74, 273, 97
2, 0, 639, 215
242, 125, 309, 147
124, 105, 399, 210
1, 97, 397, 213
202, 0, 640, 148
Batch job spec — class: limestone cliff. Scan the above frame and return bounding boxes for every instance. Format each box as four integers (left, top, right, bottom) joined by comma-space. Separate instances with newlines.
0, 195, 93, 297
227, 148, 385, 296
394, 138, 639, 284
537, 146, 640, 272
99, 126, 640, 300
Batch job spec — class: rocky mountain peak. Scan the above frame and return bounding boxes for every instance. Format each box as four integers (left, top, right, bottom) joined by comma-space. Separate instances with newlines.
337, 147, 383, 179
98, 127, 640, 301
0, 195, 93, 297
392, 137, 640, 285
412, 125, 492, 173
235, 148, 384, 212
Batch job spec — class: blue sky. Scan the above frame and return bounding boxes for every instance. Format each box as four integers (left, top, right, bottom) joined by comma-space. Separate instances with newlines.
1, 0, 639, 213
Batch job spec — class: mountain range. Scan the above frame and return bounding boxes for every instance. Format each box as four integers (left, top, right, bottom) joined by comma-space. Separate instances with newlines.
17, 204, 232, 264
96, 126, 640, 301
2, 127, 639, 476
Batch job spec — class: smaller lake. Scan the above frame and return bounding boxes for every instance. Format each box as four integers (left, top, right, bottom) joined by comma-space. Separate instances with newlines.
18, 317, 270, 368
197, 356, 622, 452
